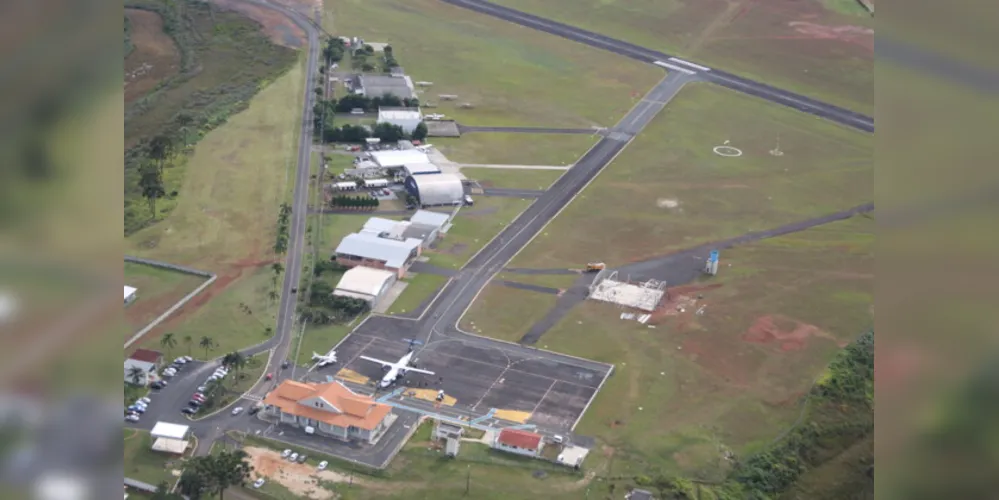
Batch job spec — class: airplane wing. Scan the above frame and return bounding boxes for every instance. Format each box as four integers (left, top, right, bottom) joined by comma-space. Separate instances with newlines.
403, 366, 435, 376
358, 355, 396, 368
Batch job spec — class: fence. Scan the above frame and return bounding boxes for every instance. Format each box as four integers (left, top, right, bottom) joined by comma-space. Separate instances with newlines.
124, 256, 217, 349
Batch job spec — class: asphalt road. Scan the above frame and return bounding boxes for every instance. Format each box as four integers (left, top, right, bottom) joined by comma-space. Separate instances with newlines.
458, 125, 603, 135
439, 0, 874, 133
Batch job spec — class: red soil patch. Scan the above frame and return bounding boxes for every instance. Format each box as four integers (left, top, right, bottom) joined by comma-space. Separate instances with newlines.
741, 315, 840, 351
125, 9, 181, 104
647, 283, 723, 328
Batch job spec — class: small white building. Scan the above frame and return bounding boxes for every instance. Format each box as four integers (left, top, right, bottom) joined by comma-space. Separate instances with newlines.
124, 286, 137, 305
124, 348, 163, 386
369, 149, 431, 170
333, 181, 358, 191
364, 178, 390, 188
150, 422, 191, 455
493, 428, 544, 458
377, 107, 423, 134
333, 267, 397, 307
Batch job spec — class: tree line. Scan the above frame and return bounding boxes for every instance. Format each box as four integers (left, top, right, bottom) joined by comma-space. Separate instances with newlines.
330, 194, 380, 209
299, 261, 371, 325
274, 202, 292, 254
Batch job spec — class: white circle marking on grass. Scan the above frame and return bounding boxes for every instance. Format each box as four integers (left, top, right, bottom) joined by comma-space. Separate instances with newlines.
713, 145, 743, 157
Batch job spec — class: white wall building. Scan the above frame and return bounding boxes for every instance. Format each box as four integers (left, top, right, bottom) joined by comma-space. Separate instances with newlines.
377, 107, 423, 134
404, 173, 465, 207
124, 286, 137, 305
150, 422, 191, 454
333, 267, 397, 307
493, 428, 544, 458
124, 349, 163, 386
369, 150, 431, 170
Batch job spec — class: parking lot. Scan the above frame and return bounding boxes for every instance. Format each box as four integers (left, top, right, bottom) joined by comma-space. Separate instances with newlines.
310, 316, 612, 434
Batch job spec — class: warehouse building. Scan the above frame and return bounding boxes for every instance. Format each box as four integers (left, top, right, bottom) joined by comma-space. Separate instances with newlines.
377, 107, 423, 134
360, 215, 444, 248
369, 150, 431, 170
334, 232, 421, 278
352, 74, 415, 99
405, 173, 465, 207
333, 267, 397, 307
403, 163, 441, 176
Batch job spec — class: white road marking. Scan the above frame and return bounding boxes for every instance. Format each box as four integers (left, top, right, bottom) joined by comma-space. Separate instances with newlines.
668, 57, 711, 72
653, 60, 696, 75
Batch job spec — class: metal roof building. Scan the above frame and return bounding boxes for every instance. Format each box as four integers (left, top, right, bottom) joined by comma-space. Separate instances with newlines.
334, 267, 397, 306
410, 210, 451, 228
334, 232, 421, 277
378, 107, 423, 134
403, 163, 441, 176
357, 74, 415, 99
369, 150, 431, 169
405, 173, 465, 207
124, 285, 137, 304
361, 216, 443, 247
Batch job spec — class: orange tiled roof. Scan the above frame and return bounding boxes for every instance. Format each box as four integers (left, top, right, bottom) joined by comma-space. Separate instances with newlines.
497, 428, 542, 450
263, 380, 391, 430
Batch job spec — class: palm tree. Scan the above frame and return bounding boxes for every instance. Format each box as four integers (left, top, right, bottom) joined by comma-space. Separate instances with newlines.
271, 262, 284, 275
127, 366, 145, 386
160, 333, 177, 359
267, 290, 279, 303
183, 335, 193, 356
228, 352, 246, 387
199, 336, 215, 359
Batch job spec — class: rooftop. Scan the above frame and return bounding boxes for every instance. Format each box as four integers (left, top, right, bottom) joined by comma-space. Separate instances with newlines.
403, 163, 441, 175
378, 107, 422, 120
334, 232, 421, 268
124, 286, 137, 300
150, 421, 190, 440
410, 210, 451, 228
128, 348, 162, 363
369, 150, 431, 168
335, 267, 396, 297
497, 428, 543, 450
263, 380, 392, 430
359, 74, 414, 99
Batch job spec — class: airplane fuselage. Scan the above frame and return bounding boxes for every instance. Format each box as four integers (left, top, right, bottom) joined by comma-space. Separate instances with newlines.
378, 351, 416, 388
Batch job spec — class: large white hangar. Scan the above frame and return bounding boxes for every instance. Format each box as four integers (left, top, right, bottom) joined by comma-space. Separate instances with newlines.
369, 150, 430, 170
405, 173, 464, 207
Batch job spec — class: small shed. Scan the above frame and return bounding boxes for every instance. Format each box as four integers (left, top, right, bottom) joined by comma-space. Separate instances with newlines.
150, 422, 190, 455
124, 286, 137, 305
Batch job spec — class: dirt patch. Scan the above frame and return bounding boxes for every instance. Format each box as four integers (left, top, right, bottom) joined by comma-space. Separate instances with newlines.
788, 21, 874, 50
647, 283, 723, 326
741, 314, 840, 351
245, 446, 356, 499
125, 9, 181, 103
211, 0, 308, 48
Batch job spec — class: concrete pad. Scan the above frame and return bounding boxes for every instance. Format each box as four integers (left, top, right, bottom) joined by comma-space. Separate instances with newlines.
373, 281, 408, 314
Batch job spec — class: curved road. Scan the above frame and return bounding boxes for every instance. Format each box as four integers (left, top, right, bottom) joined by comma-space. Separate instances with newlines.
440, 0, 874, 133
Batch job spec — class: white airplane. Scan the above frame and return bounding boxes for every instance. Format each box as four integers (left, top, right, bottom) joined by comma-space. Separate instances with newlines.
359, 342, 434, 388
425, 113, 445, 120
311, 350, 338, 368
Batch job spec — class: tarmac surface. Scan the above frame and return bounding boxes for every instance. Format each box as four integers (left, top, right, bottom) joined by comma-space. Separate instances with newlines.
458, 124, 603, 135
440, 0, 874, 133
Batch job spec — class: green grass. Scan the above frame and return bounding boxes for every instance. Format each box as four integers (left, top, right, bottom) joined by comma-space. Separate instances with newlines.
489, 0, 873, 115
511, 83, 873, 269
295, 322, 353, 366
123, 429, 186, 486
426, 197, 534, 269
821, 0, 873, 17
123, 261, 208, 334
458, 284, 557, 342
126, 57, 308, 357
432, 133, 598, 167
125, 0, 300, 233
461, 167, 565, 191
325, 0, 661, 128
494, 272, 579, 290
526, 216, 873, 480
387, 273, 448, 316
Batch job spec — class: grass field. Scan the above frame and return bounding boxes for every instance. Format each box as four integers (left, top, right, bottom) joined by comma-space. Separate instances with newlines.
295, 322, 353, 366
123, 429, 187, 486
490, 0, 874, 115
425, 197, 534, 269
433, 133, 598, 167
196, 352, 268, 415
126, 54, 306, 358
387, 273, 448, 316
494, 272, 579, 290
123, 261, 208, 336
324, 0, 661, 128
511, 83, 873, 269
533, 215, 873, 480
459, 284, 557, 342
461, 167, 565, 191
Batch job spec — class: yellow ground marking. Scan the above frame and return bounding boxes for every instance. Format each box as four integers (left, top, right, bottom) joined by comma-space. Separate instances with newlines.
335, 368, 369, 385
404, 388, 457, 406
493, 409, 531, 424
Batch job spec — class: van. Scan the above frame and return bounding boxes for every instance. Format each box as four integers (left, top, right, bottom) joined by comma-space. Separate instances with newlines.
304, 426, 315, 435
552, 435, 565, 444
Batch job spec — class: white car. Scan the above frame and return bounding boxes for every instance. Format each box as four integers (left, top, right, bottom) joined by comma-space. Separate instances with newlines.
137, 397, 151, 405
125, 414, 139, 422
183, 356, 193, 362
253, 478, 265, 489
231, 407, 243, 416
289, 453, 298, 462
317, 461, 328, 471
281, 449, 292, 458
174, 358, 187, 365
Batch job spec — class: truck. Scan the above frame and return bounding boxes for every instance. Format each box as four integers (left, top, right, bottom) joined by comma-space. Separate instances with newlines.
584, 262, 606, 272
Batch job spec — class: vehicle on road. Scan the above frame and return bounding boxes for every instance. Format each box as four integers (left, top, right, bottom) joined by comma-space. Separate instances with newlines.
464, 194, 474, 206
127, 406, 144, 414
253, 478, 265, 488
281, 449, 292, 458
182, 407, 197, 415
281, 360, 290, 369
317, 461, 328, 471
585, 262, 606, 272
231, 407, 244, 416
249, 404, 262, 416
197, 385, 207, 393
125, 414, 139, 422
358, 339, 434, 389
150, 381, 166, 390
266, 373, 273, 380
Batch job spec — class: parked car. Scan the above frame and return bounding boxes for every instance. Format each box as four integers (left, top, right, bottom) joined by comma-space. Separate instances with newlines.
127, 406, 144, 414
181, 407, 197, 415
281, 360, 290, 369
288, 453, 298, 462
231, 407, 244, 416
248, 405, 261, 416
296, 454, 308, 464
182, 356, 193, 362
464, 195, 474, 206
253, 478, 265, 489
281, 449, 292, 458
125, 414, 139, 423
197, 385, 207, 393
150, 381, 165, 390
161, 371, 175, 379
317, 461, 328, 471
137, 397, 151, 405
188, 400, 202, 408
265, 373, 273, 381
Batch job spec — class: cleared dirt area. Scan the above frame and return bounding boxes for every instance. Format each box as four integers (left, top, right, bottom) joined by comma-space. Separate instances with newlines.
124, 9, 181, 103
491, 0, 873, 114
245, 446, 363, 499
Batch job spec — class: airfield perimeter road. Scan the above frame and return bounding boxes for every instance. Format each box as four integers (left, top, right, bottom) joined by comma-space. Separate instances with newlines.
440, 0, 874, 134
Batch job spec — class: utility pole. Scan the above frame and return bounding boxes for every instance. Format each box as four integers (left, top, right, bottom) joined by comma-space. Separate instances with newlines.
464, 464, 470, 496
